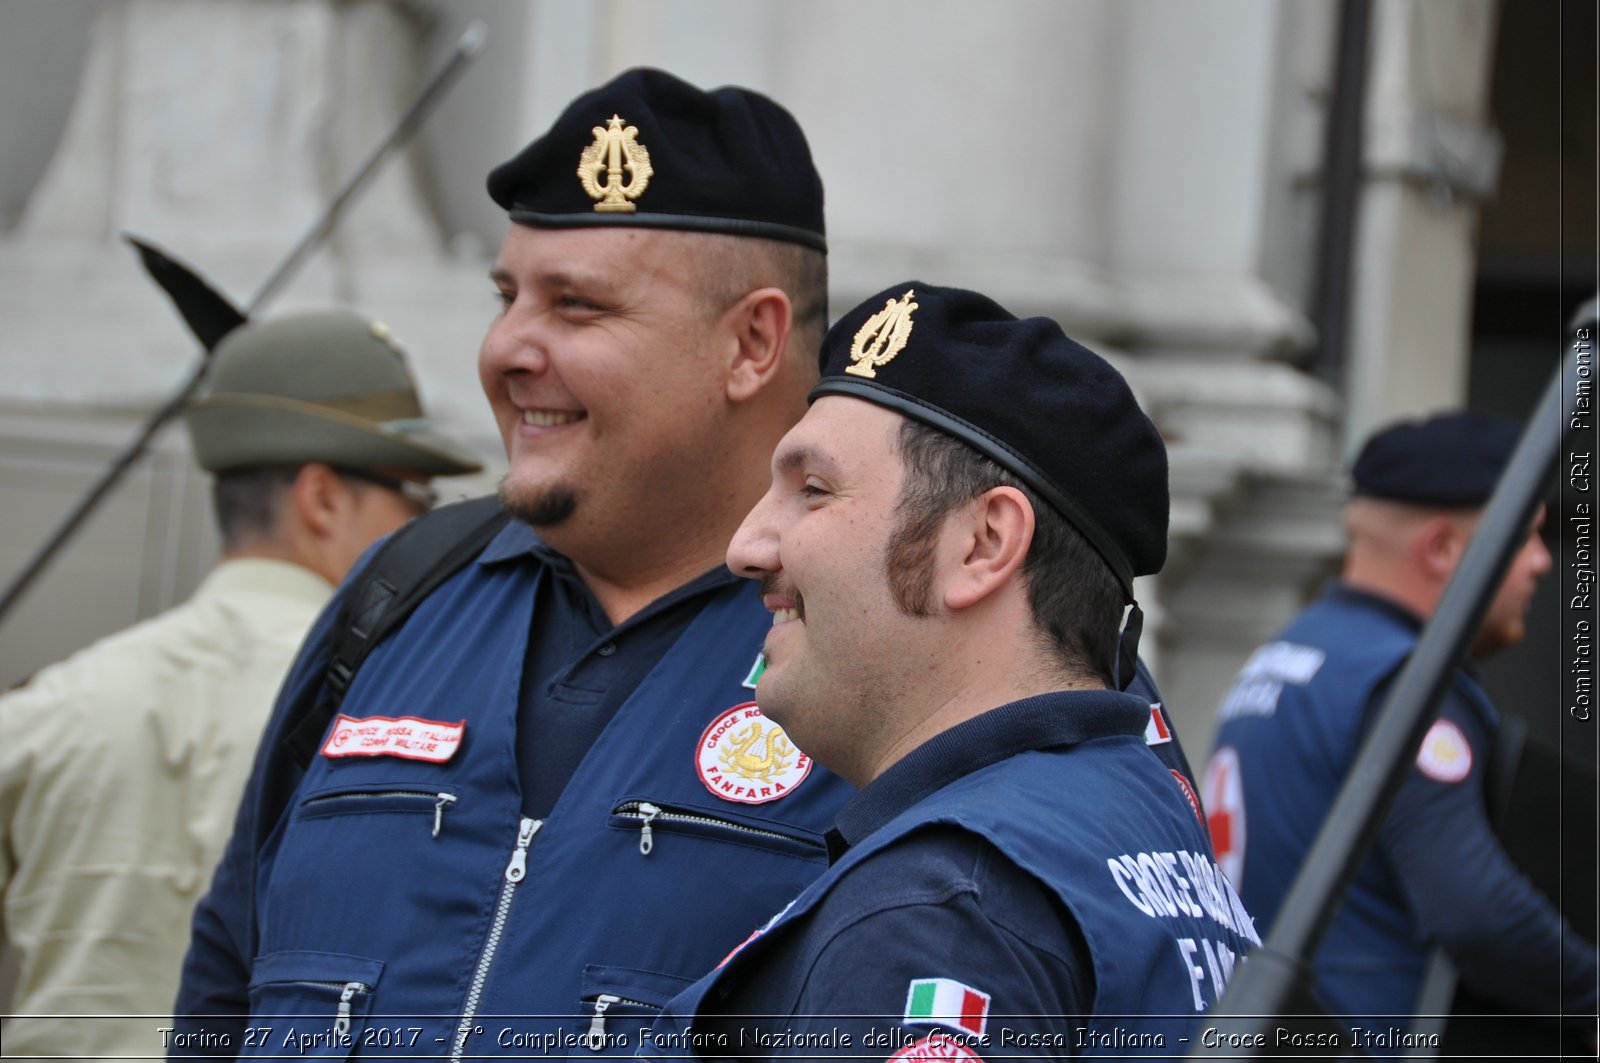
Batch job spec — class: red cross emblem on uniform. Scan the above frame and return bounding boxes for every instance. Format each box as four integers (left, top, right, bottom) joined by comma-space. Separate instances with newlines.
1202, 747, 1246, 885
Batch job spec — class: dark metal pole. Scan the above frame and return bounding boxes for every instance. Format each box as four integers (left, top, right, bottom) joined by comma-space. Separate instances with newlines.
1310, 0, 1373, 385
1192, 343, 1585, 1056
243, 20, 486, 314
0, 20, 486, 628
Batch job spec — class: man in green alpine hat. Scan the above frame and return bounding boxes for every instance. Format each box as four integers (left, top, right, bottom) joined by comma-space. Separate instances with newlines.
0, 308, 479, 1062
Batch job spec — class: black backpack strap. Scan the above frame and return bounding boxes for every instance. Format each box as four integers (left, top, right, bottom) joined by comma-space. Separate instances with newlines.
282, 494, 512, 768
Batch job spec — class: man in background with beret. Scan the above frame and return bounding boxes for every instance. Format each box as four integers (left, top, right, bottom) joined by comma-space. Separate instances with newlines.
1204, 410, 1597, 1037
173, 69, 852, 1058
0, 308, 478, 1062
642, 283, 1259, 1060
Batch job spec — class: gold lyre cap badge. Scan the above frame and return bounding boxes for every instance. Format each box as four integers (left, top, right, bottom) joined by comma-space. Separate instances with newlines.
577, 113, 654, 213
845, 289, 918, 379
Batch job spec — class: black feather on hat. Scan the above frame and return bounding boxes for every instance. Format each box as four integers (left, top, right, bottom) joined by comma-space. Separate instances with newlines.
126, 237, 481, 478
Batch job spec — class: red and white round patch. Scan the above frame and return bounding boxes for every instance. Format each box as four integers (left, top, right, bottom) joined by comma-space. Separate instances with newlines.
1171, 770, 1204, 826
1202, 747, 1247, 886
889, 1034, 984, 1063
696, 702, 812, 804
1415, 719, 1473, 783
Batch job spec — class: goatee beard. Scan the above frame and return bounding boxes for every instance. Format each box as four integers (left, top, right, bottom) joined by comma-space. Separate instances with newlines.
500, 477, 579, 527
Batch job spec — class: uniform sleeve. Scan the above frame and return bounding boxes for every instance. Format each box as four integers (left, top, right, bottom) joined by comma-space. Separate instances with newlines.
1377, 688, 1599, 1018
771, 839, 1091, 1060
170, 592, 345, 1059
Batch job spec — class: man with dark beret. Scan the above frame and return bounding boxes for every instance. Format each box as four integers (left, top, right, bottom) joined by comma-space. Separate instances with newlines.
172, 68, 853, 1058
173, 68, 1206, 1060
1204, 410, 1597, 1038
642, 283, 1259, 1061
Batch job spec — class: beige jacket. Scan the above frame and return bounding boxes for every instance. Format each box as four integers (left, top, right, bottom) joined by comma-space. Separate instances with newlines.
0, 559, 332, 1061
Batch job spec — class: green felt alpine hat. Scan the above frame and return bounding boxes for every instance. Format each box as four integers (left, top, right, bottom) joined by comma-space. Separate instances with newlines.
183, 309, 482, 477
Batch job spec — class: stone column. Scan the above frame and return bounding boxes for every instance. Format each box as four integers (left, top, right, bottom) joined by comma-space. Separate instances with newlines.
0, 0, 500, 688
1341, 0, 1501, 447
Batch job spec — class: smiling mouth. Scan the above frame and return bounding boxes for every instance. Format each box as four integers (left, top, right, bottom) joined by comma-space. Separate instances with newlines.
522, 410, 583, 427
761, 576, 805, 625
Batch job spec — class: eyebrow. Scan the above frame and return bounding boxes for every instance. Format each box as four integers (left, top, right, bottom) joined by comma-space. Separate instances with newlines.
774, 442, 837, 477
487, 265, 620, 296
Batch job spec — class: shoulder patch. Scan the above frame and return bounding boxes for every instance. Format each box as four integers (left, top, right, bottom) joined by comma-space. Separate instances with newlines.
1171, 769, 1204, 826
696, 702, 812, 804
1415, 719, 1473, 783
742, 653, 767, 690
1144, 703, 1172, 745
904, 978, 990, 1039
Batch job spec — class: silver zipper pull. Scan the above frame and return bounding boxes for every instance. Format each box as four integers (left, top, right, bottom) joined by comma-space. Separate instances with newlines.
505, 817, 541, 883
433, 793, 457, 838
636, 802, 661, 855
333, 981, 363, 1038
586, 994, 620, 1051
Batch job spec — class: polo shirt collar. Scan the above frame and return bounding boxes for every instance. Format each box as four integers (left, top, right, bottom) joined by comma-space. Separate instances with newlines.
474, 517, 743, 618
477, 518, 558, 565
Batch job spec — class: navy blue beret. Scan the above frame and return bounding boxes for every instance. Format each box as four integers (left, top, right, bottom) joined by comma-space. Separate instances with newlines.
811, 282, 1169, 597
486, 68, 825, 251
1351, 409, 1522, 506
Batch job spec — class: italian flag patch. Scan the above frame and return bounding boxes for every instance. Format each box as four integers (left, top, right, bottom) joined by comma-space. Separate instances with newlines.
903, 978, 990, 1038
742, 653, 767, 690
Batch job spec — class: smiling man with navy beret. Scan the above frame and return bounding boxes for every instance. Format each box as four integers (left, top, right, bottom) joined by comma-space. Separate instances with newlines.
642, 282, 1259, 1060
172, 67, 856, 1059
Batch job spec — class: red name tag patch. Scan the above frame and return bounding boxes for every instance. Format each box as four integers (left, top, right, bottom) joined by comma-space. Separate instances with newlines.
321, 714, 466, 763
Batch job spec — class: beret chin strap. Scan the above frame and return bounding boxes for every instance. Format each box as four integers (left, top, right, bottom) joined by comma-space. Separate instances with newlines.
1116, 602, 1144, 692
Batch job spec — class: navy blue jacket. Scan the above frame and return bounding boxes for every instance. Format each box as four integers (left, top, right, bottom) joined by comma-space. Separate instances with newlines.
1205, 585, 1597, 1029
173, 526, 854, 1059
645, 691, 1260, 1060
173, 518, 1200, 1060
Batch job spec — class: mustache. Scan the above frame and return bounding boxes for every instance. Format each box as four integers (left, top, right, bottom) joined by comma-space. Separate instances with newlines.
758, 574, 805, 621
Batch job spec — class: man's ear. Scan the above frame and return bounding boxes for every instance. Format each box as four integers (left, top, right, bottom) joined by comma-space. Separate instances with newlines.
724, 287, 795, 402
942, 486, 1035, 612
1415, 514, 1469, 583
289, 462, 351, 539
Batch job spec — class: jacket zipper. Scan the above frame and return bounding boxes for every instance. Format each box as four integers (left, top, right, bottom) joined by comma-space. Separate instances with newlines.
301, 790, 458, 837
585, 993, 652, 1051
279, 980, 370, 1038
451, 817, 541, 1063
613, 800, 818, 855
333, 980, 365, 1038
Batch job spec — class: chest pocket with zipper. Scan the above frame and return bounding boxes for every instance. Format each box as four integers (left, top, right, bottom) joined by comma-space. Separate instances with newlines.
298, 784, 460, 838
608, 799, 828, 860
246, 950, 385, 1059
575, 964, 697, 1054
